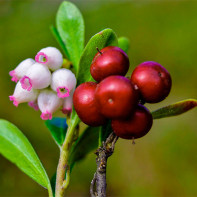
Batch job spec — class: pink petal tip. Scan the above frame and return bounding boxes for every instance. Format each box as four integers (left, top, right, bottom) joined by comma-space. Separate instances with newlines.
20, 76, 32, 91
41, 111, 52, 120
28, 101, 39, 111
57, 86, 70, 98
9, 70, 18, 83
35, 52, 48, 64
62, 108, 72, 115
9, 96, 18, 107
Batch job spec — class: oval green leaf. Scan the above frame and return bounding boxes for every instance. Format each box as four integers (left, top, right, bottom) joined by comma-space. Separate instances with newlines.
56, 1, 85, 70
77, 28, 118, 85
50, 25, 70, 59
45, 117, 68, 147
0, 119, 51, 190
152, 99, 197, 119
118, 37, 130, 54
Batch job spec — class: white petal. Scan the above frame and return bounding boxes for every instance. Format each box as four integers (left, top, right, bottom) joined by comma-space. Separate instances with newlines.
20, 62, 51, 91
62, 88, 75, 114
9, 58, 35, 82
37, 89, 63, 120
51, 68, 76, 98
35, 47, 63, 71
9, 82, 39, 107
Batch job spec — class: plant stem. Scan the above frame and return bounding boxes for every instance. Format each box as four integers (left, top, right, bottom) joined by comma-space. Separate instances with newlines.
90, 132, 118, 197
55, 115, 79, 197
48, 184, 53, 197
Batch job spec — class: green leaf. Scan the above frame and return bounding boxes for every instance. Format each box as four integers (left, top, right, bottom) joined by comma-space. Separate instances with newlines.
56, 1, 85, 70
77, 28, 118, 85
152, 99, 197, 119
50, 25, 70, 59
69, 126, 100, 170
45, 117, 68, 147
0, 119, 51, 189
118, 37, 130, 54
99, 120, 113, 147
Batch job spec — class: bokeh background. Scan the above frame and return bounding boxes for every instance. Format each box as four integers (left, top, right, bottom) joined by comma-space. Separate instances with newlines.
1, 0, 197, 196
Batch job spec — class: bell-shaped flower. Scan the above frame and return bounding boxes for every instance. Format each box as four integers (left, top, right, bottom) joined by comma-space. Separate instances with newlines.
51, 68, 76, 98
20, 62, 51, 91
35, 47, 63, 71
28, 100, 39, 111
9, 58, 35, 82
37, 89, 63, 120
62, 88, 75, 114
9, 82, 39, 107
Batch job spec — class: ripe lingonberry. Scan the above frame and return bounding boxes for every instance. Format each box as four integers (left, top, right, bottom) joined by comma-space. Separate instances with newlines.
111, 104, 153, 139
73, 82, 107, 127
95, 76, 139, 119
90, 46, 129, 82
131, 61, 172, 103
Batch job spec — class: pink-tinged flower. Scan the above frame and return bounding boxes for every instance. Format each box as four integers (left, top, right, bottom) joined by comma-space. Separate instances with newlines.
9, 82, 39, 107
51, 68, 76, 98
9, 58, 35, 82
28, 100, 39, 111
35, 47, 63, 71
62, 88, 75, 114
37, 89, 63, 120
20, 63, 51, 91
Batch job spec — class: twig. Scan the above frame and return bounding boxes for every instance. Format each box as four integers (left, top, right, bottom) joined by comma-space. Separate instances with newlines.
90, 132, 118, 197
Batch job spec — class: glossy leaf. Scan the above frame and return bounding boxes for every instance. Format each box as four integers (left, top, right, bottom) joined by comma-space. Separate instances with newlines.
50, 25, 70, 59
77, 28, 118, 85
118, 37, 130, 54
152, 99, 197, 119
0, 119, 51, 189
56, 1, 85, 70
69, 126, 100, 170
45, 117, 68, 147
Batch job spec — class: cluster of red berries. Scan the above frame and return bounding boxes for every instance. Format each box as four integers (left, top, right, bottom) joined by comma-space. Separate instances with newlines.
73, 46, 172, 140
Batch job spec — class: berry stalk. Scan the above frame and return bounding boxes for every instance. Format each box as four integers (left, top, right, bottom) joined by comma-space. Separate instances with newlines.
90, 132, 118, 197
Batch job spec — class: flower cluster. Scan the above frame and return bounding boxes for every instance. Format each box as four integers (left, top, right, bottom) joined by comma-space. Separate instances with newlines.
9, 47, 76, 120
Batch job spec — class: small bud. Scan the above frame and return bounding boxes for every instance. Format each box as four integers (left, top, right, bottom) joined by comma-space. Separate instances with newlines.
62, 88, 75, 114
51, 68, 76, 98
9, 58, 35, 82
35, 47, 63, 71
28, 100, 39, 111
20, 63, 51, 91
37, 89, 63, 120
9, 82, 39, 107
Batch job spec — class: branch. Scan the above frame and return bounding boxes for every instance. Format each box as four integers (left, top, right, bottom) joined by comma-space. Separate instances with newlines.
90, 132, 118, 197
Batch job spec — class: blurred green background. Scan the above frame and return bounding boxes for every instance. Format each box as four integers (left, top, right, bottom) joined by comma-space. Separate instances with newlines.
1, 0, 197, 196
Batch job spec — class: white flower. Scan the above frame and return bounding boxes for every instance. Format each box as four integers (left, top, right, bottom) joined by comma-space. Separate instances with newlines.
37, 89, 63, 120
20, 62, 51, 91
9, 82, 39, 107
51, 68, 76, 98
35, 47, 63, 71
9, 58, 35, 82
62, 88, 75, 114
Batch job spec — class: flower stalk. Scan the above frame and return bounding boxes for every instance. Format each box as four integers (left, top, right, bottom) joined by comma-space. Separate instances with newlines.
55, 115, 79, 197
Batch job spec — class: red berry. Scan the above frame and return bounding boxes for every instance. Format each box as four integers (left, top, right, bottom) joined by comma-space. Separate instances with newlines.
95, 76, 139, 119
90, 46, 129, 82
131, 61, 172, 103
111, 104, 153, 139
73, 82, 107, 127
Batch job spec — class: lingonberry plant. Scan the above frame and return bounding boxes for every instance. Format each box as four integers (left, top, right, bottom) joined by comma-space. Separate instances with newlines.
0, 1, 197, 197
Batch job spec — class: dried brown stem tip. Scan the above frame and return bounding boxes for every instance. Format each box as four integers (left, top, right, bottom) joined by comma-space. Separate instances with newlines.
96, 47, 103, 55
